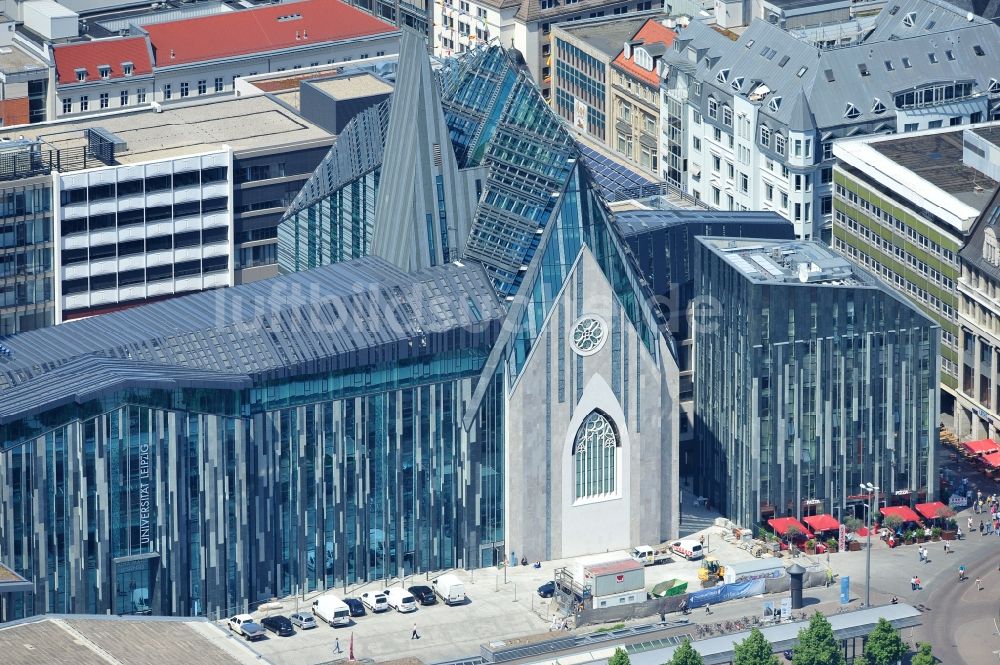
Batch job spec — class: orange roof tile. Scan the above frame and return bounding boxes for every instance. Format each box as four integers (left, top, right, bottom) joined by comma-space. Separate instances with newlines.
53, 37, 152, 86
144, 0, 395, 67
612, 18, 676, 87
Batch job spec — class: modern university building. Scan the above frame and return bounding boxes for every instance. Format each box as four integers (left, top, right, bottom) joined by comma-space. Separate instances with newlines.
0, 33, 679, 620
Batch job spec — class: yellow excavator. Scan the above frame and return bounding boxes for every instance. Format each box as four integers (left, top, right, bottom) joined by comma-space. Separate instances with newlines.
698, 557, 725, 587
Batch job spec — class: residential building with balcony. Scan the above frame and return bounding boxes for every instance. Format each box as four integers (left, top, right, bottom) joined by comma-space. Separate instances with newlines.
831, 122, 1000, 423
662, 0, 1000, 239
695, 236, 939, 528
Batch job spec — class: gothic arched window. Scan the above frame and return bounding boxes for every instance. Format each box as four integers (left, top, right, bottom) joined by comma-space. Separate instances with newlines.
573, 411, 619, 499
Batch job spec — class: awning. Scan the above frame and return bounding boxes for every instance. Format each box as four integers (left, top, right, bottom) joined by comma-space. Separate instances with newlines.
879, 505, 921, 523
768, 517, 812, 538
914, 501, 949, 520
964, 438, 1000, 455
983, 451, 1000, 469
689, 163, 702, 178
803, 514, 840, 532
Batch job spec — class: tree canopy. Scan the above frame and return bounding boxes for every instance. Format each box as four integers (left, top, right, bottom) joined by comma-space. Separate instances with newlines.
863, 618, 907, 665
608, 647, 631, 665
669, 639, 705, 665
733, 628, 779, 665
910, 642, 936, 665
791, 613, 846, 665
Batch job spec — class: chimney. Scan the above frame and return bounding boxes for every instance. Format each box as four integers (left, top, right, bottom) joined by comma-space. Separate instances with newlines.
170, 49, 175, 59
302, 28, 308, 39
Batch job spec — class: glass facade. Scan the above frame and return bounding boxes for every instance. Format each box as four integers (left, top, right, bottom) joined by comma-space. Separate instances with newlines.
695, 238, 939, 528
0, 179, 54, 335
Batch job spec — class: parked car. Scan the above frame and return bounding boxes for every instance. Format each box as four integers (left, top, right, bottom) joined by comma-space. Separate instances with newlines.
260, 615, 295, 637
361, 591, 389, 613
537, 581, 555, 598
289, 612, 317, 629
383, 587, 417, 613
407, 585, 436, 605
345, 597, 366, 617
226, 614, 265, 641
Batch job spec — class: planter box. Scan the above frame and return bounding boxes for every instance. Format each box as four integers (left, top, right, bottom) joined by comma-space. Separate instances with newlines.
904, 539, 914, 545
931, 535, 941, 542
849, 541, 862, 551
941, 531, 956, 541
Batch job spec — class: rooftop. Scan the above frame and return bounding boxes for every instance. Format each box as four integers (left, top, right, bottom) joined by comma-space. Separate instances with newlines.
762, 0, 849, 10
0, 615, 262, 665
0, 95, 332, 166
0, 43, 47, 77
555, 15, 650, 58
613, 18, 676, 87
615, 209, 789, 236
144, 0, 396, 67
308, 72, 394, 100
699, 237, 872, 286
0, 257, 504, 422
53, 36, 153, 85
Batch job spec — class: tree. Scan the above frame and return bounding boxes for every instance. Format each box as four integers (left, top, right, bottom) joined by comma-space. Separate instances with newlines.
853, 653, 871, 665
669, 639, 705, 665
863, 618, 907, 665
910, 642, 936, 665
733, 628, 779, 665
791, 613, 845, 665
609, 647, 631, 665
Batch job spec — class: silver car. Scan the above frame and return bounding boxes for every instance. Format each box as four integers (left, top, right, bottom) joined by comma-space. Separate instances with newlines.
289, 612, 317, 629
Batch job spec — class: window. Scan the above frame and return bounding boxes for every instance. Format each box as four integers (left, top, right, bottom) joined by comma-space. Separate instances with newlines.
844, 102, 860, 119
123, 62, 133, 76
120, 90, 129, 106
928, 52, 938, 64
989, 79, 1000, 94
901, 57, 911, 68
765, 183, 773, 201
739, 172, 748, 193
76, 69, 87, 82
99, 66, 110, 79
197, 80, 207, 95
163, 84, 172, 100
80, 95, 89, 111
904, 123, 919, 132
722, 106, 732, 126
928, 119, 942, 128
574, 411, 619, 500
62, 98, 71, 114
726, 161, 734, 179
137, 88, 146, 103
730, 76, 744, 92
716, 68, 729, 84
821, 167, 832, 184
884, 60, 895, 71
871, 98, 885, 114
902, 11, 916, 26
973, 44, 985, 56
780, 191, 788, 209
712, 154, 721, 172
821, 195, 832, 215
693, 136, 701, 151
707, 97, 718, 119
99, 93, 109, 109
822, 141, 833, 160
712, 187, 720, 205
760, 125, 771, 148
774, 134, 785, 155
180, 82, 189, 97
214, 77, 224, 93
794, 139, 802, 157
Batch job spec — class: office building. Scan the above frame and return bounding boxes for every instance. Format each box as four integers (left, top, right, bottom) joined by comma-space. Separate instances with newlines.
615, 209, 794, 476
552, 15, 648, 149
695, 237, 939, 527
663, 0, 1000, 238
0, 94, 333, 334
49, 0, 399, 119
832, 123, 1000, 414
0, 34, 679, 621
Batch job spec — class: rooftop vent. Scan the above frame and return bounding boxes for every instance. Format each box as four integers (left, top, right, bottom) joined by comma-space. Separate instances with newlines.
277, 12, 303, 21
857, 63, 869, 76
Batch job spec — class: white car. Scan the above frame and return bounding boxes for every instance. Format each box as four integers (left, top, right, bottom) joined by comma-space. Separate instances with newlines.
383, 588, 417, 613
360, 591, 389, 613
227, 613, 265, 640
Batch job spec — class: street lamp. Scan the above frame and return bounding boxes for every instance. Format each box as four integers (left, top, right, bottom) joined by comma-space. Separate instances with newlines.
860, 482, 879, 607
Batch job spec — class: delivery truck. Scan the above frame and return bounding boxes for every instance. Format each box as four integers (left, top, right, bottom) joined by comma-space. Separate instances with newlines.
312, 595, 351, 627
629, 545, 672, 566
432, 573, 466, 605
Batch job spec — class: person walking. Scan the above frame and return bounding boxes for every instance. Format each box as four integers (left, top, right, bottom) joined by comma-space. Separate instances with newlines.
969, 516, 975, 531
411, 623, 420, 640
333, 637, 343, 654
943, 541, 951, 555
914, 576, 921, 590
910, 575, 918, 591
959, 565, 966, 581
976, 577, 983, 591
918, 547, 924, 563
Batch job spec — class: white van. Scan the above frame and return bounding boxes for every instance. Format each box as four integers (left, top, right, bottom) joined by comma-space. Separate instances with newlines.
670, 540, 704, 560
383, 587, 417, 613
432, 573, 466, 605
312, 595, 351, 627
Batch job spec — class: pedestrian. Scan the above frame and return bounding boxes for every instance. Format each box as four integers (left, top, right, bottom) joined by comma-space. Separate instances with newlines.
980, 520, 985, 534
333, 637, 343, 654
914, 576, 921, 590
976, 577, 983, 591
943, 541, 951, 554
918, 547, 924, 563
910, 575, 917, 591
969, 516, 975, 531
959, 565, 966, 581
705, 603, 712, 614
411, 622, 419, 640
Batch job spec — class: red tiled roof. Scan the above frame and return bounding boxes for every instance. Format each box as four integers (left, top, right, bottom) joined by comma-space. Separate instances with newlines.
768, 517, 812, 538
802, 514, 840, 533
53, 37, 152, 85
144, 0, 395, 67
612, 18, 676, 87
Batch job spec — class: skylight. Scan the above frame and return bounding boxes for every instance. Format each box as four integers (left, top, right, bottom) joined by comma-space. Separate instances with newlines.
871, 98, 885, 114
717, 68, 730, 83
796, 66, 808, 77
768, 96, 782, 112
902, 12, 916, 27
778, 55, 790, 67
973, 45, 986, 56
901, 57, 911, 68
844, 103, 860, 119
928, 52, 938, 64
884, 60, 894, 71
857, 63, 869, 76
731, 76, 744, 91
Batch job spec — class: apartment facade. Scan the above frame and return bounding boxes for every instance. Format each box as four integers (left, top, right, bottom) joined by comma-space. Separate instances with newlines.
50, 0, 399, 119
832, 123, 999, 409
695, 237, 939, 528
663, 0, 1000, 239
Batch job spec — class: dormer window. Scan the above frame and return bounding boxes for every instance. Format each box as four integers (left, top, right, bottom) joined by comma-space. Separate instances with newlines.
707, 97, 718, 119
75, 68, 86, 82
871, 98, 886, 114
122, 62, 133, 76
844, 102, 860, 119
902, 12, 916, 26
768, 96, 782, 112
928, 52, 938, 64
984, 227, 1000, 267
730, 76, 744, 92
716, 68, 729, 84
98, 65, 110, 79
989, 78, 1000, 93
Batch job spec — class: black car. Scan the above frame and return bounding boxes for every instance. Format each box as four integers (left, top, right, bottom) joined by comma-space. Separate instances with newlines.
260, 615, 295, 637
537, 581, 555, 598
345, 597, 366, 617
408, 585, 437, 605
